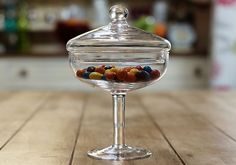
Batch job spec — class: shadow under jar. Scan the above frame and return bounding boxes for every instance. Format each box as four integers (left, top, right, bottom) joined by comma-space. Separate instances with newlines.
66, 5, 171, 161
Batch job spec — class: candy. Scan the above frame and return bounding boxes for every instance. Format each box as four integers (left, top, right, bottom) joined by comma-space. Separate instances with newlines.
130, 68, 139, 74
102, 75, 107, 80
125, 72, 136, 82
124, 67, 133, 72
117, 69, 127, 81
82, 72, 91, 79
89, 72, 103, 80
105, 69, 111, 74
110, 67, 118, 73
104, 71, 116, 81
151, 69, 160, 79
135, 65, 143, 70
136, 70, 150, 81
76, 69, 85, 77
104, 66, 113, 70
87, 66, 96, 72
76, 65, 159, 82
95, 67, 105, 74
143, 66, 152, 73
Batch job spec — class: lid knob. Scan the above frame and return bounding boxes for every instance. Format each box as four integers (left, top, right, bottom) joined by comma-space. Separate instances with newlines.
109, 5, 128, 21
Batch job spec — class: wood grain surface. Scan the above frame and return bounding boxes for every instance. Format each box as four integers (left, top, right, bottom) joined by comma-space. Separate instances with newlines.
0, 91, 235, 165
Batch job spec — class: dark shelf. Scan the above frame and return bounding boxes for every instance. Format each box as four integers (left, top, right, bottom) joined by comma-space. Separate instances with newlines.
0, 52, 67, 58
172, 50, 208, 57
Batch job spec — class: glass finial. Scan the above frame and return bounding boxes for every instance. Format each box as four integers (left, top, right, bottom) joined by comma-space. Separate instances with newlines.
109, 5, 128, 21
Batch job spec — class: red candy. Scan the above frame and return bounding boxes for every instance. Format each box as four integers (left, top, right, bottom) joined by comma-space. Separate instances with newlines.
135, 65, 143, 70
95, 67, 105, 74
151, 69, 160, 79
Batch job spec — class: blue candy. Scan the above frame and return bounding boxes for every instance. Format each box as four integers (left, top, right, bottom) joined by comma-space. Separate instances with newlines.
143, 66, 152, 73
87, 66, 96, 72
102, 75, 107, 80
104, 66, 112, 70
82, 72, 91, 79
136, 70, 150, 81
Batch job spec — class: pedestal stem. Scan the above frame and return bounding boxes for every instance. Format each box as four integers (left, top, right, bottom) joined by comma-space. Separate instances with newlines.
112, 94, 126, 147
87, 94, 151, 160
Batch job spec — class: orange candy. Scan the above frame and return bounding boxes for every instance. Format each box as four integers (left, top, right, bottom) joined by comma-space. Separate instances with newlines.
76, 69, 85, 77
117, 69, 127, 81
125, 72, 136, 82
104, 71, 116, 80
124, 67, 133, 72
130, 68, 139, 74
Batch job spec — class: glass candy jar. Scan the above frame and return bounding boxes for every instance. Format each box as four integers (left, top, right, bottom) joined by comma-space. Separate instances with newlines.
66, 5, 171, 161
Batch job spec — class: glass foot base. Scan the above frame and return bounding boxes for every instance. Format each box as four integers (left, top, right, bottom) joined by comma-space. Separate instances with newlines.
87, 145, 152, 160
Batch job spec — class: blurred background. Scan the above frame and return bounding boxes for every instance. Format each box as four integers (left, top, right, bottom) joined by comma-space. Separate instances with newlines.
0, 0, 235, 92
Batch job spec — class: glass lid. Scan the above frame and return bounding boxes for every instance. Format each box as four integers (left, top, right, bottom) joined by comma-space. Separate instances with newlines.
66, 5, 171, 53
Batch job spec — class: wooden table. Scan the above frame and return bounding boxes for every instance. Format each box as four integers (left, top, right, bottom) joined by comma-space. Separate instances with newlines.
0, 91, 236, 165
